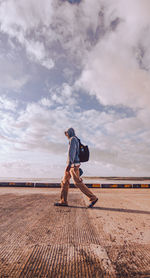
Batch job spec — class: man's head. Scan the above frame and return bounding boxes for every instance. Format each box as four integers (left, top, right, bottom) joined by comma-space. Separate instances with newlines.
64, 127, 75, 139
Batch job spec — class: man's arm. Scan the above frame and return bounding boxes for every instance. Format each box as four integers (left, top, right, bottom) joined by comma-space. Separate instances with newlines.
66, 137, 77, 172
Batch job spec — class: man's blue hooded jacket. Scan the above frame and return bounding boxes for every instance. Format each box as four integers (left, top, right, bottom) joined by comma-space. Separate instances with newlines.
66, 128, 80, 166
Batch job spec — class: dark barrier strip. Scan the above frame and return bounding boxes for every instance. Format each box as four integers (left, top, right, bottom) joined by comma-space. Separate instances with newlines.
0, 183, 150, 188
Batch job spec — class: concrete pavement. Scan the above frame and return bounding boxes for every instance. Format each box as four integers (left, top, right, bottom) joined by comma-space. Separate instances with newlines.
0, 187, 150, 277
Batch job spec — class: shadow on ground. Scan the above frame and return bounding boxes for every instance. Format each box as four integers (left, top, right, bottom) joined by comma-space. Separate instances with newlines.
67, 205, 150, 215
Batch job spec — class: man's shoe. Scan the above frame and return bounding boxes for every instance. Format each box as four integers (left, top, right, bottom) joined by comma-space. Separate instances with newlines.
54, 202, 68, 207
87, 198, 98, 208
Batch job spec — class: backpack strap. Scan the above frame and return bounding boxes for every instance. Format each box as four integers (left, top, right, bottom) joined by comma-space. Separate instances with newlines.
75, 136, 81, 143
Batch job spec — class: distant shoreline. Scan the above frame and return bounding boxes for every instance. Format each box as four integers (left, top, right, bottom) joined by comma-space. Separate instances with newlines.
84, 177, 150, 181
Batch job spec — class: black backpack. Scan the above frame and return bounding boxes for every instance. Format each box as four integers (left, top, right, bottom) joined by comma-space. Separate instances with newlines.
76, 137, 90, 162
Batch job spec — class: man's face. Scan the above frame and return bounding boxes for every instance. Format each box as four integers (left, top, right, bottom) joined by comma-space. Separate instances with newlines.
65, 132, 70, 139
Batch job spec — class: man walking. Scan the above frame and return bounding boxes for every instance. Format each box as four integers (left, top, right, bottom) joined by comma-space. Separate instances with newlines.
54, 128, 98, 208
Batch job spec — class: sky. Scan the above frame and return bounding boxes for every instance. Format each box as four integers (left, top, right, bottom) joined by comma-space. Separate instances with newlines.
0, 0, 150, 178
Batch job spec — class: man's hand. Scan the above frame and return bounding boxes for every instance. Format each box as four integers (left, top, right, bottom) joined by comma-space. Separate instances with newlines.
65, 165, 71, 172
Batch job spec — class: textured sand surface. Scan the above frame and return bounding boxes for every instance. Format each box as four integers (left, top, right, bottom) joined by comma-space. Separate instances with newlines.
0, 187, 150, 277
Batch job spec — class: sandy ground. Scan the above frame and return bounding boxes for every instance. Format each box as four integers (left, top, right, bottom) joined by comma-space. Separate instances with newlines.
0, 187, 150, 277
83, 188, 150, 245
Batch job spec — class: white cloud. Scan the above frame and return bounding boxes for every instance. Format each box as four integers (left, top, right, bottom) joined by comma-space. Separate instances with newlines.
1, 0, 150, 74
0, 158, 65, 179
72, 0, 150, 176
49, 83, 76, 106
0, 0, 102, 67
0, 50, 30, 91
76, 30, 150, 110
24, 39, 54, 69
0, 0, 53, 33
0, 0, 150, 178
1, 98, 150, 177
39, 98, 53, 107
0, 74, 29, 92
0, 0, 55, 69
77, 0, 150, 110
0, 95, 18, 111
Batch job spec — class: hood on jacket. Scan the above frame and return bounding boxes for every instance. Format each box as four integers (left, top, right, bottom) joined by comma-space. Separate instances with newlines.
65, 127, 75, 138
